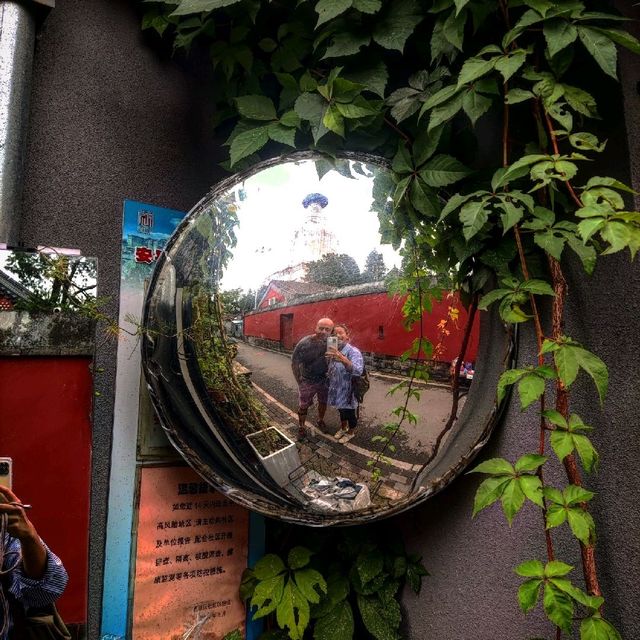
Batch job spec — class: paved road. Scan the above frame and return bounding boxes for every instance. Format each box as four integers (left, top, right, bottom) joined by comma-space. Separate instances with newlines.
235, 341, 464, 463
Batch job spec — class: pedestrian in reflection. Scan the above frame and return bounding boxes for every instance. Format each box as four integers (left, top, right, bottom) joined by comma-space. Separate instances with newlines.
291, 317, 334, 439
326, 324, 364, 443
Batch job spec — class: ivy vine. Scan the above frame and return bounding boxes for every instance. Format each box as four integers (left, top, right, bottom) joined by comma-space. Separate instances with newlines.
139, 0, 640, 638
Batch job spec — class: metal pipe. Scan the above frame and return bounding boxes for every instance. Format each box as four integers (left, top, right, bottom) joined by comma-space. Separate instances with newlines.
0, 2, 36, 246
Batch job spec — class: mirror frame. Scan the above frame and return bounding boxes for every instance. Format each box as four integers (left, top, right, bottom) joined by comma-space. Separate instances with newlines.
141, 150, 516, 525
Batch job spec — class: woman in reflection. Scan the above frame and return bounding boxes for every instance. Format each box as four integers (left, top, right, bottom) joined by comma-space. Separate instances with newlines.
326, 324, 364, 443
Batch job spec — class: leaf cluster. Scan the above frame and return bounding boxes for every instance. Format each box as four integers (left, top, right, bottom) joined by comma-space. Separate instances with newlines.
240, 533, 428, 640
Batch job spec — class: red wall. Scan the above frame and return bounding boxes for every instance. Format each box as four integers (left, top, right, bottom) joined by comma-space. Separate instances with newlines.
0, 356, 92, 623
244, 291, 480, 362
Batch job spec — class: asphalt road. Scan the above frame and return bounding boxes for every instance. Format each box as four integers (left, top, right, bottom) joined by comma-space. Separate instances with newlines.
235, 341, 464, 464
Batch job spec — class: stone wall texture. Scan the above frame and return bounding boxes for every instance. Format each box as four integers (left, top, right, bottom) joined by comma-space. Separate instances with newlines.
18, 2, 640, 638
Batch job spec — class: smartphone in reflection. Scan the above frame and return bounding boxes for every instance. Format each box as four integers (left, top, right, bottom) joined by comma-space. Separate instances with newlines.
0, 457, 12, 495
327, 336, 338, 351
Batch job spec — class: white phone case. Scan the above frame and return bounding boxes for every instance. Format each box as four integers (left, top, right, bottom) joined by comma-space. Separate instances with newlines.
0, 457, 12, 491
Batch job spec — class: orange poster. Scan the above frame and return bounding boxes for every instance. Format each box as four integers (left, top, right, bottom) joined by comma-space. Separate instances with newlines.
131, 466, 249, 639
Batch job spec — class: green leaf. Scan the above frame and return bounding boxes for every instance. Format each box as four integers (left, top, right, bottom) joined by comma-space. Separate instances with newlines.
356, 594, 401, 640
295, 92, 327, 124
428, 91, 465, 131
254, 554, 287, 580
410, 178, 440, 217
413, 125, 443, 167
575, 347, 609, 404
469, 457, 514, 476
567, 509, 595, 544
288, 546, 313, 569
170, 0, 241, 16
372, 0, 424, 52
593, 27, 640, 55
515, 454, 547, 473
515, 559, 545, 578
229, 125, 270, 166
517, 374, 545, 409
462, 89, 493, 125
268, 123, 297, 147
544, 561, 573, 578
419, 154, 471, 187
564, 85, 598, 118
501, 478, 526, 525
344, 61, 388, 97
356, 550, 384, 585
442, 8, 466, 51
251, 574, 286, 618
316, 0, 353, 27
294, 567, 327, 603
353, 0, 381, 13
570, 132, 606, 153
335, 99, 378, 119
457, 57, 496, 87
580, 615, 622, 640
493, 154, 548, 191
235, 95, 277, 121
494, 50, 527, 83
574, 433, 599, 473
323, 31, 371, 58
550, 430, 575, 463
519, 475, 544, 507
472, 476, 511, 516
544, 19, 578, 58
543, 583, 574, 634
438, 191, 476, 221
518, 579, 543, 613
280, 110, 301, 128
277, 581, 310, 640
323, 105, 345, 137
566, 235, 597, 275
505, 88, 535, 104
554, 344, 580, 387
313, 600, 354, 640
578, 26, 618, 79
459, 196, 491, 240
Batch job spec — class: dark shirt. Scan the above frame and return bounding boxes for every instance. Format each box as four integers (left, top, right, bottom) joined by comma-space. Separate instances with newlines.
291, 335, 328, 383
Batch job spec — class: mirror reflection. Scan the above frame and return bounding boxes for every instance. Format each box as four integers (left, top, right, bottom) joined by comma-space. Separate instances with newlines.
143, 155, 504, 523
0, 248, 97, 313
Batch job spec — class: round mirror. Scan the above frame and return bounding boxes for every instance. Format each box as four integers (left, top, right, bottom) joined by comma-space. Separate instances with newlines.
142, 152, 513, 525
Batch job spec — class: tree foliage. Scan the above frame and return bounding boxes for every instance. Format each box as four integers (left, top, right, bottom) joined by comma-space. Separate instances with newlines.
305, 252, 361, 287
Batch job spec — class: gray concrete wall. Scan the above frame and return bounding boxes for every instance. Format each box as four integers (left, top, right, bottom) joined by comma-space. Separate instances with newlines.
17, 1, 640, 638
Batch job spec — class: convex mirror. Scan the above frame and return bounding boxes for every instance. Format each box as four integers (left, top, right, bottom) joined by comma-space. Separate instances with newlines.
142, 153, 513, 525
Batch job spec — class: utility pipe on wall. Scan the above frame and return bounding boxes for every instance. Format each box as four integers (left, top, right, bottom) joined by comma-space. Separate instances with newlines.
0, 2, 36, 246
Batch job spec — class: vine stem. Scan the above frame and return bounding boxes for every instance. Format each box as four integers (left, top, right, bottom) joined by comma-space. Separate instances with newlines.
543, 110, 584, 209
547, 256, 602, 599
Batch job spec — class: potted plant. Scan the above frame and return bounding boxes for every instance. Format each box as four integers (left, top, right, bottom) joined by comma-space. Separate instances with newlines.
245, 426, 302, 488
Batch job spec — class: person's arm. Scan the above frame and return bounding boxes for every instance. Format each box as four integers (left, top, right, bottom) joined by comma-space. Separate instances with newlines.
291, 342, 303, 382
0, 485, 46, 578
0, 486, 68, 606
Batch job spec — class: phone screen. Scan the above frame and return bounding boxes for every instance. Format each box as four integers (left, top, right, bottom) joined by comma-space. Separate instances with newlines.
327, 336, 338, 351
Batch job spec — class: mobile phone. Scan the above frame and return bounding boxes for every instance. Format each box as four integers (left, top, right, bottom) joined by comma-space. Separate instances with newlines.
327, 336, 338, 351
0, 458, 12, 502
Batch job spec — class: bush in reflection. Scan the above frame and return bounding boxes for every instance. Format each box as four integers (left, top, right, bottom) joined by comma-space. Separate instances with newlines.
190, 287, 273, 441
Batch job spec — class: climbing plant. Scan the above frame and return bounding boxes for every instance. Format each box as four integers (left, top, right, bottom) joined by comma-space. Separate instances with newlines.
139, 0, 640, 637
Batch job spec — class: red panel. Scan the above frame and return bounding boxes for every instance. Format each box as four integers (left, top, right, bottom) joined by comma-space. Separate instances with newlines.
0, 356, 92, 623
244, 292, 480, 362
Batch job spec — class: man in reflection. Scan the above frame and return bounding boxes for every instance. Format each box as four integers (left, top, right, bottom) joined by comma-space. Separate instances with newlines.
291, 317, 334, 439
326, 324, 364, 443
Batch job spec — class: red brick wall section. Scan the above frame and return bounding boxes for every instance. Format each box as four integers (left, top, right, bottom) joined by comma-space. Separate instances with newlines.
244, 291, 480, 363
